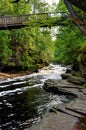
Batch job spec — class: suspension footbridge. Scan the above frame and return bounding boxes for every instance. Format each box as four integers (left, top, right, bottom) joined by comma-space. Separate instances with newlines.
0, 12, 68, 30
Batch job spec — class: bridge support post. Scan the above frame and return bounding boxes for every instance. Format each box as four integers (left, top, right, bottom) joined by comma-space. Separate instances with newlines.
4, 16, 7, 28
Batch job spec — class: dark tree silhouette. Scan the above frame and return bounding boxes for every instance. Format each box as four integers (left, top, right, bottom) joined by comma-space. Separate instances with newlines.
64, 0, 86, 35
11, 0, 86, 12
66, 0, 86, 12
11, 0, 29, 4
11, 0, 20, 4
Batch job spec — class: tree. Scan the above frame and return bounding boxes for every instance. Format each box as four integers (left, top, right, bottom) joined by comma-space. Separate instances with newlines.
54, 0, 86, 76
0, 31, 12, 66
0, 0, 55, 71
64, 0, 86, 35
65, 0, 86, 12
54, 25, 85, 64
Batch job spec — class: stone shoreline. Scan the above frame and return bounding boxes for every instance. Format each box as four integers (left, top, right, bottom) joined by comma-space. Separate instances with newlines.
26, 74, 86, 130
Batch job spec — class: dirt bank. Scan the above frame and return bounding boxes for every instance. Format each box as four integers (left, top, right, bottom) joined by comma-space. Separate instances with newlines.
0, 71, 31, 80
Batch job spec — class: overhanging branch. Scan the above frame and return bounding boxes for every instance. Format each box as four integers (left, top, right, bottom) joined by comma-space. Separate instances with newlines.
66, 0, 86, 12
64, 0, 86, 35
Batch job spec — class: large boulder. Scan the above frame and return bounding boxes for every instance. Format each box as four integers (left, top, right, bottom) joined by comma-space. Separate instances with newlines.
61, 73, 71, 79
43, 79, 78, 98
61, 73, 86, 85
67, 76, 86, 85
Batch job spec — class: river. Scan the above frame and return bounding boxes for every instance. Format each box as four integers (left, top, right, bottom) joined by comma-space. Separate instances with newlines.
0, 64, 67, 130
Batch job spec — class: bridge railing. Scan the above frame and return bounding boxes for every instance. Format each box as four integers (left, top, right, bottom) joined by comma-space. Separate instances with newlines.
0, 15, 29, 27
0, 12, 66, 28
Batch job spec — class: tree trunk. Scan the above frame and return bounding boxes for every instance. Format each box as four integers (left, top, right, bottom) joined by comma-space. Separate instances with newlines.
64, 0, 86, 35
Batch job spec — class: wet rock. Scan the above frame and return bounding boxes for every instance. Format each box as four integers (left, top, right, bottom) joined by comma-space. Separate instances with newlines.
65, 66, 72, 73
61, 73, 71, 79
61, 73, 86, 85
26, 98, 86, 130
53, 106, 81, 118
67, 76, 86, 85
27, 112, 78, 130
43, 79, 78, 98
66, 99, 86, 116
26, 78, 86, 130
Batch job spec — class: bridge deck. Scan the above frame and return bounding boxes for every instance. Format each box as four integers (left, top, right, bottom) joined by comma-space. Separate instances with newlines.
0, 12, 67, 30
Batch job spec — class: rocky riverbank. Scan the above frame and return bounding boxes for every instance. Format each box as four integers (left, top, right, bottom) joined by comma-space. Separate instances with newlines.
0, 65, 86, 130
26, 72, 86, 130
0, 71, 32, 80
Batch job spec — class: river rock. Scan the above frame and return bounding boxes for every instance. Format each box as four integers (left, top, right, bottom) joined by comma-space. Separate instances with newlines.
61, 73, 71, 79
61, 73, 86, 85
67, 76, 86, 85
27, 111, 79, 130
43, 79, 80, 98
65, 65, 72, 73
26, 78, 86, 130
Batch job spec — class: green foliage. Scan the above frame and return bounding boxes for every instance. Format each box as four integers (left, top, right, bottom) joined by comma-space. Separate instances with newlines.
71, 3, 86, 24
55, 0, 67, 12
0, 0, 14, 15
54, 24, 86, 64
8, 27, 54, 70
82, 84, 86, 88
54, 0, 86, 66
77, 45, 86, 67
0, 0, 55, 71
0, 31, 12, 65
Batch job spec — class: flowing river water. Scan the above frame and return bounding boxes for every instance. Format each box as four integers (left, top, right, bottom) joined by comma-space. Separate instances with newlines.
0, 64, 68, 130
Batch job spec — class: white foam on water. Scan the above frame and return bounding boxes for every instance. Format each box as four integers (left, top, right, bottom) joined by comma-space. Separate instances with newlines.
0, 64, 66, 97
